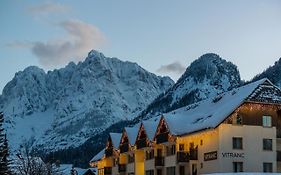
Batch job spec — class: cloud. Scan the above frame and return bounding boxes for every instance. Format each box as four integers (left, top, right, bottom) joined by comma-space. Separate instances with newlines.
28, 2, 70, 16
30, 20, 106, 67
5, 41, 33, 49
157, 62, 186, 75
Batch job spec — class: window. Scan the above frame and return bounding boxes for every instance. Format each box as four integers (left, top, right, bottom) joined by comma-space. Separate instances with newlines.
157, 149, 162, 157
128, 154, 134, 163
263, 139, 273, 151
179, 144, 185, 151
263, 116, 272, 127
179, 166, 185, 175
166, 167, 175, 175
233, 137, 243, 149
146, 150, 154, 160
200, 140, 203, 146
146, 170, 154, 175
200, 163, 203, 169
166, 145, 176, 156
157, 169, 162, 175
233, 115, 242, 125
263, 163, 273, 172
233, 162, 243, 172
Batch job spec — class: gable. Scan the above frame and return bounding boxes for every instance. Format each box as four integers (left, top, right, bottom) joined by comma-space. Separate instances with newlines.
247, 80, 281, 104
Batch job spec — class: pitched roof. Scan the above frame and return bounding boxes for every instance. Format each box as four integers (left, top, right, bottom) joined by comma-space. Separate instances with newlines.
109, 133, 122, 148
143, 118, 160, 141
125, 125, 140, 145
90, 148, 105, 162
162, 78, 277, 136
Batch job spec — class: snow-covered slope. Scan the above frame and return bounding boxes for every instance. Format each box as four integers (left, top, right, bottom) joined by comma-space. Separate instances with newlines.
134, 53, 242, 122
0, 50, 174, 151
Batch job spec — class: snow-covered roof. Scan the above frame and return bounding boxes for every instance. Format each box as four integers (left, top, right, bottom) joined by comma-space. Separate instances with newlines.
109, 133, 122, 148
143, 118, 160, 141
90, 148, 105, 162
162, 78, 275, 136
125, 125, 140, 145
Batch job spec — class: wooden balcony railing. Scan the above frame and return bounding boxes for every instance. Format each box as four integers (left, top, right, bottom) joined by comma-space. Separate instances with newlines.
136, 138, 148, 149
177, 151, 189, 163
155, 156, 165, 167
105, 147, 113, 157
156, 132, 169, 144
104, 167, 112, 175
118, 164, 126, 172
120, 143, 129, 153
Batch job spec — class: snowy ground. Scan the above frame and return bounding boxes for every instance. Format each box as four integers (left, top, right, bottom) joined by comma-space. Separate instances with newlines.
59, 164, 96, 175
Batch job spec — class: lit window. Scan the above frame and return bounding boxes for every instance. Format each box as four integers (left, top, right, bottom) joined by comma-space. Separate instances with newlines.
263, 139, 273, 151
262, 116, 272, 127
233, 137, 243, 149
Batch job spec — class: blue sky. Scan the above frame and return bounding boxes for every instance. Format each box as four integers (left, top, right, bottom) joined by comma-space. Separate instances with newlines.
1, 0, 281, 93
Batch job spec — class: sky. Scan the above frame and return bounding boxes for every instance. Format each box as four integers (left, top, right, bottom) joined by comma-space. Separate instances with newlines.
1, 0, 281, 93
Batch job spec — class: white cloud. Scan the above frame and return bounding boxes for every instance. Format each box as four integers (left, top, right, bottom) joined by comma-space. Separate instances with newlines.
157, 61, 186, 75
31, 20, 106, 67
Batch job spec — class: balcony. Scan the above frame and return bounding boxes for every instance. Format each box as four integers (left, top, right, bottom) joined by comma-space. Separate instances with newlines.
104, 167, 112, 175
155, 156, 165, 167
136, 138, 148, 149
105, 147, 113, 157
177, 151, 189, 163
190, 148, 198, 160
156, 132, 169, 144
118, 164, 126, 173
120, 143, 129, 153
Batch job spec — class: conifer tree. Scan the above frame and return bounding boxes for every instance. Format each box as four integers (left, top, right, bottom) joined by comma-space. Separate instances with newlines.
0, 112, 11, 175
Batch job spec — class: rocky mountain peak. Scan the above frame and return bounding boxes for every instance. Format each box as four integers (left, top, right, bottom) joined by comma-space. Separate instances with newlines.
0, 50, 174, 152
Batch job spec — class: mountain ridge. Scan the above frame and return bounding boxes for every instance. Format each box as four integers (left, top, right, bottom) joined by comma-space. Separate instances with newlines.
0, 50, 174, 152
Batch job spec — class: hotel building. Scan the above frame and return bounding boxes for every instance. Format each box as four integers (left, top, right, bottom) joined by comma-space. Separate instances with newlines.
90, 78, 281, 175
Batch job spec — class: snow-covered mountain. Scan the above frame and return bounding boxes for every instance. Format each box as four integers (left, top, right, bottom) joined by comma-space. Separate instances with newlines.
54, 53, 243, 166
133, 53, 242, 122
0, 50, 174, 151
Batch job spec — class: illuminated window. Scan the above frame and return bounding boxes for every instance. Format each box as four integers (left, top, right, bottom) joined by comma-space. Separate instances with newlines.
233, 137, 243, 149
262, 116, 272, 127
263, 139, 273, 151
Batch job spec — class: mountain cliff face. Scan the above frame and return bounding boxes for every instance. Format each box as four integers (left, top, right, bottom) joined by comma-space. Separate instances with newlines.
52, 53, 243, 166
0, 50, 174, 151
